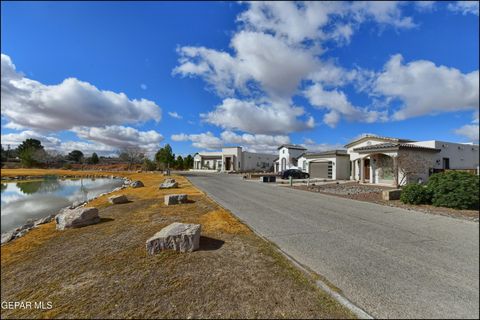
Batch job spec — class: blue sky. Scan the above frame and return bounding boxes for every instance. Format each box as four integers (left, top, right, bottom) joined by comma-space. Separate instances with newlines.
1, 1, 479, 157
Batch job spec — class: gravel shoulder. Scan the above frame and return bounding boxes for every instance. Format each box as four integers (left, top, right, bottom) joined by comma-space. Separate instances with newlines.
1, 169, 352, 319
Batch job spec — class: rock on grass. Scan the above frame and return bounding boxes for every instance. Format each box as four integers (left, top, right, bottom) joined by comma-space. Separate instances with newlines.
56, 207, 100, 230
146, 222, 201, 254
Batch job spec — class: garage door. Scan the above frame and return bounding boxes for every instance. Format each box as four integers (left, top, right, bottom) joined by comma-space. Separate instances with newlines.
309, 162, 332, 178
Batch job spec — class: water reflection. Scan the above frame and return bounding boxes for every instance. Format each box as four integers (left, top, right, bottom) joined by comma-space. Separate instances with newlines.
1, 177, 123, 232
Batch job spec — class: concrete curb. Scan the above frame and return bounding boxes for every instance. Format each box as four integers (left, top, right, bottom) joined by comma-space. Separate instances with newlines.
183, 174, 374, 319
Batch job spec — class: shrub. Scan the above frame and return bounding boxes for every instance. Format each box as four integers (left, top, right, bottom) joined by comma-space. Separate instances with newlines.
63, 163, 73, 170
427, 171, 479, 210
400, 183, 432, 205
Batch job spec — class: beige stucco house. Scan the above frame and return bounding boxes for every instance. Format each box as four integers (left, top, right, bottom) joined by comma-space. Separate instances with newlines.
193, 147, 276, 172
346, 135, 480, 186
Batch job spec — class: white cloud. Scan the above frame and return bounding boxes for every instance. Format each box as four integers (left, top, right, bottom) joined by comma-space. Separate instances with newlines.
172, 130, 290, 153
454, 124, 479, 141
374, 54, 479, 120
0, 130, 116, 156
304, 83, 387, 127
168, 111, 183, 119
173, 2, 421, 134
171, 132, 223, 150
301, 138, 345, 152
140, 83, 147, 90
1, 54, 162, 132
447, 1, 479, 15
349, 1, 416, 29
414, 1, 436, 11
202, 98, 314, 134
1, 130, 61, 149
73, 125, 164, 153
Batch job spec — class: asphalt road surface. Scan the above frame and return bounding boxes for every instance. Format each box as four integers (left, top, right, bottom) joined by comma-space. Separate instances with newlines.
184, 172, 479, 319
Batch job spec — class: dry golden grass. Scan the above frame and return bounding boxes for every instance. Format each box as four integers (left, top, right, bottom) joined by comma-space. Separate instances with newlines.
1, 169, 353, 319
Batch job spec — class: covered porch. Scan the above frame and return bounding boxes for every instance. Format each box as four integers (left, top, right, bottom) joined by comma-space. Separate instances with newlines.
350, 153, 399, 187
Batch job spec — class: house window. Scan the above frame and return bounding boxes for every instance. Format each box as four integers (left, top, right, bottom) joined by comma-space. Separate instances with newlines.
302, 161, 306, 171
283, 149, 285, 154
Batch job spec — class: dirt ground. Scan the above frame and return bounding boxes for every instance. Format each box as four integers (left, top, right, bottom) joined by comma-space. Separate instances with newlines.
1, 169, 353, 319
293, 182, 479, 222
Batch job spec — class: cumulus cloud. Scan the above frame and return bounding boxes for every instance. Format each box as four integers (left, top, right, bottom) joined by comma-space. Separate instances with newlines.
168, 111, 183, 119
73, 125, 164, 153
1, 130, 117, 156
173, 1, 421, 134
1, 54, 162, 132
172, 130, 290, 153
373, 54, 479, 120
140, 83, 147, 90
171, 132, 223, 150
202, 98, 314, 134
301, 138, 345, 152
447, 1, 479, 15
304, 83, 387, 127
454, 124, 480, 141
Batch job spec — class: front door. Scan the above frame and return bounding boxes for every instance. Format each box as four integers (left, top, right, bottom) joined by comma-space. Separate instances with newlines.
364, 159, 370, 181
225, 157, 231, 171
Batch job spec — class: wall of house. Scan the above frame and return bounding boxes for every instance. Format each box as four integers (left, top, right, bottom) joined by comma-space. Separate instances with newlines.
297, 155, 349, 180
278, 147, 304, 171
221, 147, 242, 170
241, 152, 276, 171
412, 141, 479, 170
335, 156, 351, 180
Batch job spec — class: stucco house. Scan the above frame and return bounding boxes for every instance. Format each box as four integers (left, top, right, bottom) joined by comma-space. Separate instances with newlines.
193, 147, 276, 172
346, 135, 480, 186
274, 144, 307, 173
297, 150, 351, 180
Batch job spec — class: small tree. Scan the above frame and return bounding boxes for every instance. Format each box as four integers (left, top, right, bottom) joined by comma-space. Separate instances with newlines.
67, 150, 84, 163
183, 154, 194, 169
142, 158, 156, 171
118, 146, 145, 170
17, 139, 44, 154
91, 152, 99, 164
155, 144, 175, 170
17, 139, 46, 168
175, 155, 184, 170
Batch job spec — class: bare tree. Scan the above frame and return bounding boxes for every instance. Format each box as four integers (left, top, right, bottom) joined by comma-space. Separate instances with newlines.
395, 150, 432, 186
118, 146, 145, 170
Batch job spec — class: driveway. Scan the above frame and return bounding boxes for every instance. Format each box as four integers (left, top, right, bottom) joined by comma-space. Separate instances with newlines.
184, 172, 479, 319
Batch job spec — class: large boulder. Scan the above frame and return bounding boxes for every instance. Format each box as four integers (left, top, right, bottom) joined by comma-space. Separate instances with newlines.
108, 195, 129, 204
382, 189, 402, 201
146, 222, 201, 254
131, 180, 144, 188
159, 178, 178, 189
1, 231, 15, 245
56, 207, 100, 230
164, 194, 188, 205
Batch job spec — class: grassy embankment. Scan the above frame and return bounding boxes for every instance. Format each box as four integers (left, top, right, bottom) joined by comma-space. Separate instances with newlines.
1, 169, 353, 319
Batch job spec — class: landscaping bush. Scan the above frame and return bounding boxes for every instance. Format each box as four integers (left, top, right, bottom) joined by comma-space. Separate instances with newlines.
400, 183, 432, 205
427, 171, 479, 210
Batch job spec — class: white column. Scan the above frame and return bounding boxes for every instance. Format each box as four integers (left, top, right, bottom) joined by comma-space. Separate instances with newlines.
221, 155, 225, 172
360, 158, 365, 183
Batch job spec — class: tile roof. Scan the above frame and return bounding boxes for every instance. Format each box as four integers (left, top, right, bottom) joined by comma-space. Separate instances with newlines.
353, 142, 440, 152
277, 144, 308, 150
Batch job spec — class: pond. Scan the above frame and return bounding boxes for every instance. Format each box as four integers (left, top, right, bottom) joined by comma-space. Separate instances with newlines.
1, 176, 124, 233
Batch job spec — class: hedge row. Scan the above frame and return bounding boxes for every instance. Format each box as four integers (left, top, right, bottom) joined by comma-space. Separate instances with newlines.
400, 171, 479, 210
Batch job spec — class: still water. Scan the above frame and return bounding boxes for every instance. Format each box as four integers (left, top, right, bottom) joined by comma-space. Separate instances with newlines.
1, 176, 124, 232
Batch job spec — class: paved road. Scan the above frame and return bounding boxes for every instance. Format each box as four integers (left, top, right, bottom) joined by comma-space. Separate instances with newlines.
184, 172, 479, 319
